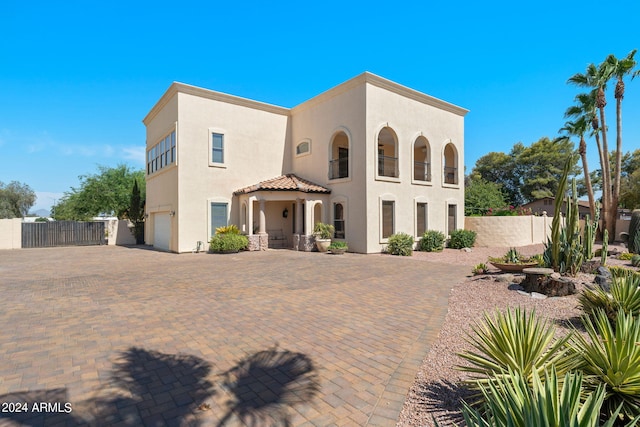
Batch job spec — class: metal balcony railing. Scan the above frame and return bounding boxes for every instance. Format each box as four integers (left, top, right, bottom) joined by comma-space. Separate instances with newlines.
378, 155, 398, 177
444, 166, 458, 184
329, 158, 349, 179
413, 162, 431, 182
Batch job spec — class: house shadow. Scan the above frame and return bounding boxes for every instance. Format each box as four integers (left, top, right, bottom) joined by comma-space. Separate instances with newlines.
216, 346, 320, 426
0, 347, 215, 427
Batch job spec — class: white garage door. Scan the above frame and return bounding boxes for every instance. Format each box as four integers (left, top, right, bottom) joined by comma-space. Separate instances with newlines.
154, 213, 171, 251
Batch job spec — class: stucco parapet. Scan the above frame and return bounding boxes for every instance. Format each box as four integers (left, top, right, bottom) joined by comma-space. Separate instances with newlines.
143, 82, 290, 125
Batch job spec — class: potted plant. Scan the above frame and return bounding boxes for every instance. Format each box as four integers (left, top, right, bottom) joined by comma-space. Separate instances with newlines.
328, 241, 348, 255
313, 222, 334, 252
488, 248, 540, 273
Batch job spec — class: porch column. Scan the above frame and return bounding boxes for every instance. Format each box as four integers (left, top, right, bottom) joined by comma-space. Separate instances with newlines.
295, 198, 303, 235
258, 199, 266, 234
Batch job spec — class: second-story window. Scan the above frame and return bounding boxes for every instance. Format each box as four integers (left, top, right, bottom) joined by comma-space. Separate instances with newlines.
211, 133, 224, 164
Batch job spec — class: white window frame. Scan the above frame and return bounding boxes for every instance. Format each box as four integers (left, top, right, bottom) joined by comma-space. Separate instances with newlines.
379, 194, 397, 243
295, 139, 312, 158
207, 198, 231, 238
208, 128, 227, 168
414, 197, 429, 238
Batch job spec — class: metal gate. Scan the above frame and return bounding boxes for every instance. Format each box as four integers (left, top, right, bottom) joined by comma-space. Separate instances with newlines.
22, 221, 106, 248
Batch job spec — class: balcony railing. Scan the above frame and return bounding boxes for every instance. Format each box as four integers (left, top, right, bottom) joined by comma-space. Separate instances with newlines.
329, 158, 349, 179
444, 166, 458, 184
414, 162, 431, 182
378, 155, 398, 177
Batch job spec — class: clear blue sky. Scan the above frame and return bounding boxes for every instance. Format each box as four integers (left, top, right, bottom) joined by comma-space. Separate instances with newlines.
2, 0, 639, 213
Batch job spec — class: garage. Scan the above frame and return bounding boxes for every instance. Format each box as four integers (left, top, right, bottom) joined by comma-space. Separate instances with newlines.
153, 213, 171, 251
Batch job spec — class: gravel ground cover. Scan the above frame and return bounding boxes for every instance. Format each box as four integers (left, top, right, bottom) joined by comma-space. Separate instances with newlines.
395, 243, 638, 426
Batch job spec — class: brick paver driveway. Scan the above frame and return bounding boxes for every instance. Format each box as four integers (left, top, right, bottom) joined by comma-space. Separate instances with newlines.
0, 246, 468, 426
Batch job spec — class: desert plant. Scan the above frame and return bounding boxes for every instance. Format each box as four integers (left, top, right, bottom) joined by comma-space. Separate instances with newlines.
579, 267, 640, 325
601, 229, 609, 267
458, 367, 627, 427
583, 204, 600, 260
619, 252, 635, 260
448, 229, 477, 249
386, 232, 414, 256
313, 222, 334, 240
215, 224, 240, 235
209, 233, 248, 253
566, 309, 640, 421
418, 230, 445, 252
472, 263, 489, 275
488, 248, 536, 265
543, 155, 584, 275
458, 308, 571, 391
632, 254, 640, 267
629, 209, 640, 254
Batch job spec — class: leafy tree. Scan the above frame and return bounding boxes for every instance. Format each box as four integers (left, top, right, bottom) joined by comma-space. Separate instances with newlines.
465, 177, 506, 216
0, 181, 36, 218
618, 149, 640, 209
53, 164, 145, 220
470, 137, 578, 206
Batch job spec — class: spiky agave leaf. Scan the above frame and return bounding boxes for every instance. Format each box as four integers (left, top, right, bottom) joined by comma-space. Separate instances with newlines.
457, 308, 571, 391
568, 309, 640, 420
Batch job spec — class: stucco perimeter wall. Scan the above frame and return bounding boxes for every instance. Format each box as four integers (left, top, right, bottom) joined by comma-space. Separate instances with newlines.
465, 215, 552, 247
0, 218, 22, 249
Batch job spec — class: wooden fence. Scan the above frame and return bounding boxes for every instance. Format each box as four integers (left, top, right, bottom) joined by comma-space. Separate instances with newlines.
22, 221, 106, 248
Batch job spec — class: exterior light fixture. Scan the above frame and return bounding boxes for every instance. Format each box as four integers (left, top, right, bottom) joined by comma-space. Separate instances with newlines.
283, 208, 288, 218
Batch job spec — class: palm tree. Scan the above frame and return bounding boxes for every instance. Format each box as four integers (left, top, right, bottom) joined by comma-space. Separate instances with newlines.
559, 116, 595, 219
564, 92, 603, 221
606, 50, 638, 230
568, 62, 614, 236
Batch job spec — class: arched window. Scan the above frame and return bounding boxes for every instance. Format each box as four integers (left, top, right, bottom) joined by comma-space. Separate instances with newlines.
329, 132, 349, 179
377, 127, 398, 178
443, 142, 458, 185
413, 136, 431, 182
296, 140, 311, 156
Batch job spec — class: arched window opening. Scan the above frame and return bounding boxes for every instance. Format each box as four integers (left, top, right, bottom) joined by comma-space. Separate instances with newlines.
329, 132, 349, 179
443, 143, 458, 185
413, 136, 431, 182
334, 203, 345, 239
377, 127, 398, 178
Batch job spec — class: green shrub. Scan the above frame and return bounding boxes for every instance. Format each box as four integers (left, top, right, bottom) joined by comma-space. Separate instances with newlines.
386, 232, 414, 256
448, 229, 477, 249
633, 254, 640, 267
209, 233, 248, 253
418, 230, 445, 252
328, 241, 348, 250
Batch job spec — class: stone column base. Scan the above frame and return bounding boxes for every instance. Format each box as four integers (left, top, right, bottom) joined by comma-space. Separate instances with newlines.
293, 234, 316, 252
247, 234, 269, 251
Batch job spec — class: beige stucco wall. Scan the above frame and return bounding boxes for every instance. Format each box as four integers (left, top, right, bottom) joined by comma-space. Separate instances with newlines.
465, 215, 553, 247
289, 82, 368, 252
0, 218, 22, 250
175, 92, 289, 253
364, 83, 465, 253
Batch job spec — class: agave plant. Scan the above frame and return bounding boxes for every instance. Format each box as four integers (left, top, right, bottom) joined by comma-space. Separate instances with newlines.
580, 267, 640, 324
457, 367, 631, 427
567, 309, 640, 421
458, 308, 571, 391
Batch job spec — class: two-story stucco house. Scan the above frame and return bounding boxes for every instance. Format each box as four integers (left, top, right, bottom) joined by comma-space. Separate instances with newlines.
143, 72, 467, 253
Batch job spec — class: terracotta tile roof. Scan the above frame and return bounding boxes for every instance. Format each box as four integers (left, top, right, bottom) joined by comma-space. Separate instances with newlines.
233, 174, 331, 195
